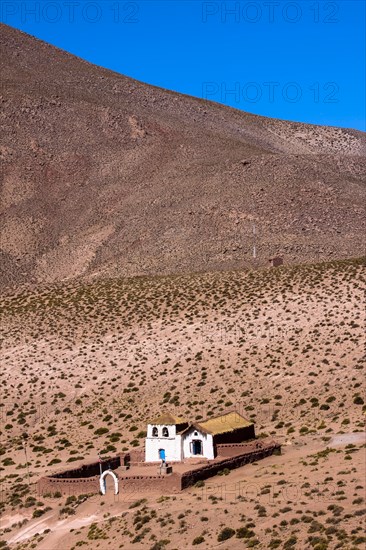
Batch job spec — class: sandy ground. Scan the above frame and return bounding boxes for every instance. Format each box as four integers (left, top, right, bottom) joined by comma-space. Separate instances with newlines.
3, 431, 365, 549
1, 259, 365, 549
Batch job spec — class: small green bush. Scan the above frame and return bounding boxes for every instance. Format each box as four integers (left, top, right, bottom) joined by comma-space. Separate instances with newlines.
194, 480, 205, 488
94, 427, 109, 436
218, 527, 235, 541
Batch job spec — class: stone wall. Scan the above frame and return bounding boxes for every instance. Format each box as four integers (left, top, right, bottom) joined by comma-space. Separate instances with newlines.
129, 447, 145, 464
36, 441, 280, 496
37, 455, 123, 496
52, 455, 121, 479
119, 473, 181, 494
181, 441, 280, 489
216, 440, 264, 457
37, 475, 99, 497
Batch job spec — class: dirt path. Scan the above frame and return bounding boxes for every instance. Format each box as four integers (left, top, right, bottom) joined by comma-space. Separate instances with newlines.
8, 510, 113, 546
330, 432, 366, 446
7, 512, 55, 544
6, 431, 365, 548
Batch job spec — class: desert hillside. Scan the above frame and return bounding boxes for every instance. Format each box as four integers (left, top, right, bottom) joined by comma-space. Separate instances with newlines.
1, 24, 365, 288
1, 258, 365, 548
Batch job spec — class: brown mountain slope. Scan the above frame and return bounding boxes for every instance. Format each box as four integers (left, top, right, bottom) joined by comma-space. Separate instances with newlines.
1, 23, 365, 288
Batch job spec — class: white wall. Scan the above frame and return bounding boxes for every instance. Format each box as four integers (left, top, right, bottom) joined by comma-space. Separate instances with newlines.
145, 425, 215, 462
145, 424, 182, 462
146, 424, 177, 438
182, 429, 214, 460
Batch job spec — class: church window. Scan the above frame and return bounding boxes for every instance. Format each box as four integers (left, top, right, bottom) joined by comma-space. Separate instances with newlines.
152, 426, 158, 437
162, 426, 169, 437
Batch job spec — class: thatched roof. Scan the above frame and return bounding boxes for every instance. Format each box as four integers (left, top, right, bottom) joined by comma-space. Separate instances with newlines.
149, 412, 187, 425
195, 412, 253, 435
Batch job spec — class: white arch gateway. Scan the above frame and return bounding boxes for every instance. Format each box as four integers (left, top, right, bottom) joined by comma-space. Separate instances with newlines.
99, 470, 119, 495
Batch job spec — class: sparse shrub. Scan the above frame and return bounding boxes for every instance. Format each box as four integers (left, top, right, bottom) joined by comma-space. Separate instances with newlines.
94, 427, 109, 436
48, 458, 61, 466
218, 527, 235, 541
195, 480, 205, 488
129, 498, 147, 509
236, 527, 255, 539
283, 536, 297, 548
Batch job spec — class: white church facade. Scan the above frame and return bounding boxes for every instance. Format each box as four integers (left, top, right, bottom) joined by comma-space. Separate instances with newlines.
145, 411, 255, 463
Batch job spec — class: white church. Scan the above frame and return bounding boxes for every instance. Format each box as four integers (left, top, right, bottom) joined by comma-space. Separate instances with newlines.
145, 411, 255, 463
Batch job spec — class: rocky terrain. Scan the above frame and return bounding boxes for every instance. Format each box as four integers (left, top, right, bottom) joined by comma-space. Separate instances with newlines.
0, 258, 365, 549
1, 23, 365, 550
1, 24, 365, 289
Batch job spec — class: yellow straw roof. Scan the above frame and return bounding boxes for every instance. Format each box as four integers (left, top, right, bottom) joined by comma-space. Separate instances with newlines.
197, 412, 253, 435
150, 412, 187, 425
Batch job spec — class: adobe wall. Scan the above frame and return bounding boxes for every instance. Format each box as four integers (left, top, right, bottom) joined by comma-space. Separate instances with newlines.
37, 454, 125, 496
52, 455, 121, 479
37, 475, 99, 497
181, 442, 280, 489
38, 471, 182, 497
119, 473, 181, 493
216, 440, 264, 457
129, 460, 162, 468
36, 442, 280, 496
129, 448, 145, 464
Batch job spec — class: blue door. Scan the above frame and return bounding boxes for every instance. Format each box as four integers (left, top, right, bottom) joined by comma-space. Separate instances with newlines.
192, 440, 203, 455
159, 449, 166, 461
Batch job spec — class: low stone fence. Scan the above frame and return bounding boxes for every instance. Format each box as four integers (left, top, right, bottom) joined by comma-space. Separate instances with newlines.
119, 473, 181, 493
129, 461, 163, 468
37, 475, 100, 496
37, 441, 280, 496
181, 440, 280, 489
37, 454, 125, 496
216, 440, 265, 457
51, 455, 122, 479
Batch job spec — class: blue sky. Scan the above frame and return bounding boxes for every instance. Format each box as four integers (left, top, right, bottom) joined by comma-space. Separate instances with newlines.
1, 0, 365, 130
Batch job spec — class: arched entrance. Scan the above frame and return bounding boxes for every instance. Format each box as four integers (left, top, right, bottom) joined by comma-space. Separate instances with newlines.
100, 470, 119, 495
